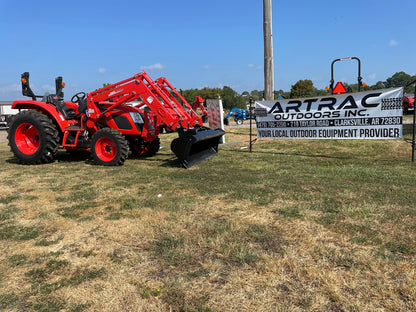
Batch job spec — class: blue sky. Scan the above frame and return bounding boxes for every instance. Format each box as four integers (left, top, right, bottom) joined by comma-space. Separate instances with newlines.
1, 0, 415, 100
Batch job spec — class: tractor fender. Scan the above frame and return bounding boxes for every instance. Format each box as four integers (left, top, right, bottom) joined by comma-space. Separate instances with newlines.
12, 100, 69, 131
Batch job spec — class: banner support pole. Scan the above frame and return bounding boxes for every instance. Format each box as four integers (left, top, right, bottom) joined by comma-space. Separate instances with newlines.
412, 84, 416, 162
405, 79, 416, 162
249, 97, 253, 153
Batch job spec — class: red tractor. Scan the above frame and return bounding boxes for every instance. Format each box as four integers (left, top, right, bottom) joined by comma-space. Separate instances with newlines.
192, 96, 208, 123
403, 94, 415, 114
7, 71, 224, 168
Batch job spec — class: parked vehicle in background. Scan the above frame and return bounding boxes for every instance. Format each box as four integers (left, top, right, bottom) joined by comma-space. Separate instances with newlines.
192, 96, 208, 123
403, 94, 414, 114
223, 108, 255, 125
0, 101, 14, 129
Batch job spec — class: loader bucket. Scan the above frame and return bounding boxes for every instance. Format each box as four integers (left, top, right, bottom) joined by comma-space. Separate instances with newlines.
171, 127, 225, 168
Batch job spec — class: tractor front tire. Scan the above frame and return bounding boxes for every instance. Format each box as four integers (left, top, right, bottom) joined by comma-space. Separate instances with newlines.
8, 110, 59, 164
91, 128, 128, 166
236, 118, 244, 125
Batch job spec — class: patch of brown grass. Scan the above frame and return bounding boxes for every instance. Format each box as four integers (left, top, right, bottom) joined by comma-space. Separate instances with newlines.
1, 128, 416, 311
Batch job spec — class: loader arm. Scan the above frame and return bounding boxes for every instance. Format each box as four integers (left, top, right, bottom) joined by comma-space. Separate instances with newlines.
155, 76, 202, 127
87, 71, 202, 130
86, 71, 224, 168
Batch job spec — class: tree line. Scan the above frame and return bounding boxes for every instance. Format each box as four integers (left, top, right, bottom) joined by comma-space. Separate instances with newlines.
104, 71, 415, 110
179, 71, 415, 110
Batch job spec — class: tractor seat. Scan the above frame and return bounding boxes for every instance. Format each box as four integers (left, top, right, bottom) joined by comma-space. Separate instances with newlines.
45, 94, 80, 120
56, 100, 79, 120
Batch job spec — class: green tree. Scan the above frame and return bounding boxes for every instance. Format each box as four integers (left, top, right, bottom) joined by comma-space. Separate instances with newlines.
221, 86, 245, 110
241, 91, 250, 97
198, 87, 222, 101
249, 90, 263, 101
385, 71, 415, 93
385, 71, 411, 88
180, 88, 200, 104
290, 79, 314, 98
342, 83, 358, 93
370, 81, 385, 90
312, 88, 328, 97
275, 89, 290, 99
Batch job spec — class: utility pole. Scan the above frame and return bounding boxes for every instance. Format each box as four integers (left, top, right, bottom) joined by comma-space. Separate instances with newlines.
263, 0, 274, 101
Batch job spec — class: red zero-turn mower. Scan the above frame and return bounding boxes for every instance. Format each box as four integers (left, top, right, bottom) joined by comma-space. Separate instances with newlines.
7, 72, 224, 168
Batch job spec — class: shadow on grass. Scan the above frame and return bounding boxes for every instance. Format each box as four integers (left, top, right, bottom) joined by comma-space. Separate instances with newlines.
160, 159, 183, 168
222, 147, 347, 160
5, 157, 20, 165
5, 151, 184, 168
5, 152, 91, 165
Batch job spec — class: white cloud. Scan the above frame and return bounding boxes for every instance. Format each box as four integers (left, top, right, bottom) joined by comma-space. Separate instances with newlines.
42, 84, 55, 92
0, 83, 21, 95
389, 39, 398, 47
248, 64, 262, 70
368, 73, 376, 80
140, 63, 164, 71
203, 65, 210, 70
98, 68, 107, 74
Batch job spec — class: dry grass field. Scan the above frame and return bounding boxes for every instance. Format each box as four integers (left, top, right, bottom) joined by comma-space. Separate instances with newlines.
0, 126, 415, 311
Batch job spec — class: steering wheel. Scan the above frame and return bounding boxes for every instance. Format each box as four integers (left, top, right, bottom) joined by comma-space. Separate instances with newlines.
71, 92, 86, 103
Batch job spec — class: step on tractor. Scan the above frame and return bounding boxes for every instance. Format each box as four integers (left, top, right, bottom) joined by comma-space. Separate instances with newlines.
7, 71, 224, 168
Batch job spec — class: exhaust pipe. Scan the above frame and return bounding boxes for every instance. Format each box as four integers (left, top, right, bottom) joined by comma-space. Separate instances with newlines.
171, 127, 225, 168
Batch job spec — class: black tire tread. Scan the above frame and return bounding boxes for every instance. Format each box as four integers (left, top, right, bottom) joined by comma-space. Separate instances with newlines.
91, 128, 128, 166
7, 110, 59, 164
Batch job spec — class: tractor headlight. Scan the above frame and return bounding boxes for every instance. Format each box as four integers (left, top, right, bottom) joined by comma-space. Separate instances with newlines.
129, 112, 144, 124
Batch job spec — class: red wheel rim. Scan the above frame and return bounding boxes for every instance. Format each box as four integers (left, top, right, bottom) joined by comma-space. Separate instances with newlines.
95, 137, 117, 162
15, 122, 40, 155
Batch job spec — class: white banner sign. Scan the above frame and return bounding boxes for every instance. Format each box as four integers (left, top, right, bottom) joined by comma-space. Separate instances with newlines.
255, 88, 403, 139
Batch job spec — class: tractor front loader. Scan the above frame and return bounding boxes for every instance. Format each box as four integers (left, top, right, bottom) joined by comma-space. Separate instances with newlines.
7, 71, 224, 168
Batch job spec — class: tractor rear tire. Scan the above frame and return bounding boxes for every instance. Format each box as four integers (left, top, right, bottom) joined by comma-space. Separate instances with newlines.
91, 128, 128, 166
8, 110, 59, 164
